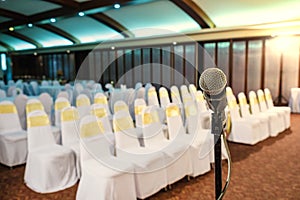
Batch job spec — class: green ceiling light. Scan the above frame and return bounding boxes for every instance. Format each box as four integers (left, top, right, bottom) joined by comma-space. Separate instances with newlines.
78, 12, 85, 17
114, 3, 121, 9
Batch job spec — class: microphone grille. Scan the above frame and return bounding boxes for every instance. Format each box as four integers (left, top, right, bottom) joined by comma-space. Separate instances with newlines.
199, 68, 227, 95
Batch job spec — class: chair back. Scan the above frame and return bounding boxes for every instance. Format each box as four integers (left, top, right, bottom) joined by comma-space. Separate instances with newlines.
226, 95, 241, 120
170, 85, 182, 105
238, 92, 251, 118
159, 87, 170, 108
0, 101, 23, 132
257, 89, 268, 112
90, 104, 112, 133
147, 86, 159, 106
76, 94, 91, 118
264, 88, 274, 109
165, 103, 185, 140
26, 98, 44, 115
54, 97, 71, 126
94, 93, 112, 116
134, 98, 147, 128
27, 110, 55, 151
114, 100, 129, 114
14, 94, 28, 130
61, 106, 80, 146
248, 91, 261, 114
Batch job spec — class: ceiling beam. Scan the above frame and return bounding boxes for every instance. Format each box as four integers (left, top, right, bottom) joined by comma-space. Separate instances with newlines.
4, 31, 43, 48
89, 13, 134, 38
43, 0, 79, 9
171, 0, 215, 29
37, 24, 81, 44
0, 41, 14, 51
0, 8, 27, 21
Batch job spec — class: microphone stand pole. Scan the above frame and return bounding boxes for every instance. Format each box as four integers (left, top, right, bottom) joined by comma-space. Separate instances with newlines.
212, 111, 223, 199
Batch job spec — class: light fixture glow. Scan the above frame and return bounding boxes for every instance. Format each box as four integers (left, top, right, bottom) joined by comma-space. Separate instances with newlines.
50, 18, 56, 23
9, 27, 14, 31
1, 54, 7, 71
114, 3, 120, 9
173, 41, 177, 45
27, 23, 33, 28
111, 46, 115, 50
78, 12, 85, 17
66, 50, 70, 53
33, 52, 37, 56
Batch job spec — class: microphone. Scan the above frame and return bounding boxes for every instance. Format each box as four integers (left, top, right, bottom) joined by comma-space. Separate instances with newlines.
199, 68, 230, 200
199, 68, 227, 127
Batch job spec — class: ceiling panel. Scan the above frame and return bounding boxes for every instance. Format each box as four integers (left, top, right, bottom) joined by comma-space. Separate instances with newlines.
0, 33, 36, 50
52, 16, 123, 43
0, 45, 8, 52
15, 26, 73, 48
0, 0, 61, 16
194, 0, 300, 27
104, 0, 201, 37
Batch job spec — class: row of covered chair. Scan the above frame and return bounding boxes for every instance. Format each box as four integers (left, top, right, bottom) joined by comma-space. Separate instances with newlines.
226, 87, 290, 145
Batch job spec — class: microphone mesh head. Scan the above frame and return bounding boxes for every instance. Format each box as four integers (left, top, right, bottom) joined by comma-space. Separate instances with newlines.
199, 68, 227, 95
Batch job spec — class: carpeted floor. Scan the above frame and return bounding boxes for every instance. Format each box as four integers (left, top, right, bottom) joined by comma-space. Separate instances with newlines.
1, 114, 299, 200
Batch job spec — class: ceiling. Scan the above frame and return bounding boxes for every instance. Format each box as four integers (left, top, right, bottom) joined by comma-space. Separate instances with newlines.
1, 0, 300, 53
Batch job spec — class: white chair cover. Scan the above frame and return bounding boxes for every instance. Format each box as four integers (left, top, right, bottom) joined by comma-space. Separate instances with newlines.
148, 86, 165, 123
61, 106, 81, 178
237, 92, 269, 141
94, 93, 112, 118
113, 110, 168, 199
143, 106, 193, 182
0, 89, 6, 98
76, 94, 91, 119
248, 91, 281, 137
194, 91, 211, 129
159, 87, 170, 109
14, 94, 28, 130
24, 110, 77, 193
57, 91, 69, 100
38, 92, 54, 125
0, 101, 27, 167
264, 88, 290, 129
113, 100, 129, 114
257, 89, 285, 132
226, 94, 262, 145
184, 101, 214, 174
55, 97, 71, 127
76, 115, 136, 200
90, 104, 113, 134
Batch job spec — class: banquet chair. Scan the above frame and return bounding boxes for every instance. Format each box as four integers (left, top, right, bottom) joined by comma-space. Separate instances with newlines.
0, 101, 27, 167
183, 101, 213, 172
26, 98, 61, 144
76, 115, 136, 200
76, 94, 91, 119
60, 106, 81, 178
113, 110, 168, 199
0, 89, 6, 98
188, 84, 197, 101
248, 91, 281, 137
237, 92, 269, 141
257, 89, 285, 132
264, 88, 290, 129
41, 80, 49, 86
142, 106, 193, 183
57, 91, 69, 100
148, 86, 165, 123
53, 80, 60, 86
134, 98, 147, 128
38, 93, 54, 124
24, 110, 77, 193
90, 104, 113, 134
29, 81, 39, 96
289, 88, 300, 113
113, 100, 129, 114
226, 94, 262, 145
94, 92, 112, 119
55, 97, 71, 127
170, 85, 185, 122
80, 89, 92, 103
194, 91, 211, 129
14, 94, 28, 130
159, 87, 170, 109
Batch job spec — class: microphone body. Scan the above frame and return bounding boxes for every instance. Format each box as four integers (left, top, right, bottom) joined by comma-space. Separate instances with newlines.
199, 68, 227, 200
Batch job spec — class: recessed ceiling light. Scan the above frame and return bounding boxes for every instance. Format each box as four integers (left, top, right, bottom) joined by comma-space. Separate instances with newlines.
50, 18, 56, 23
66, 50, 70, 53
111, 46, 115, 50
114, 3, 120, 9
33, 52, 37, 56
173, 41, 177, 45
27, 23, 33, 28
78, 12, 85, 17
9, 27, 14, 31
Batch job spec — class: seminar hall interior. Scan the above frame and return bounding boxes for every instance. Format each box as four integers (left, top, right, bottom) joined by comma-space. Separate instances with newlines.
0, 0, 300, 199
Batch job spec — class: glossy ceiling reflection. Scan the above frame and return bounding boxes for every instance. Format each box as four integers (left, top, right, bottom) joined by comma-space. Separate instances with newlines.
0, 0, 300, 53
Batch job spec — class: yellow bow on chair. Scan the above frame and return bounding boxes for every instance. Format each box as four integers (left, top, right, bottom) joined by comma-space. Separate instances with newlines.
0, 104, 17, 114
26, 102, 44, 114
166, 105, 180, 117
28, 115, 50, 128
55, 101, 70, 111
91, 107, 107, 118
94, 97, 107, 105
61, 109, 79, 122
80, 120, 104, 138
113, 116, 134, 132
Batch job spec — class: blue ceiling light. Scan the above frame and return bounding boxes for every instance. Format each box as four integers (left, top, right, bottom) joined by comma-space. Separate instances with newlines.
78, 12, 85, 17
27, 23, 33, 28
50, 18, 56, 23
114, 3, 121, 9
